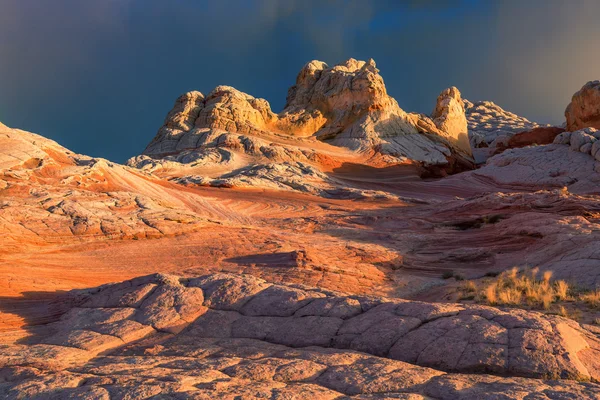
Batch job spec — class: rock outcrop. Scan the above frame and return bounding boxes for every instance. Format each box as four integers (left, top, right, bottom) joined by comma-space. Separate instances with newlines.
553, 127, 600, 160
138, 59, 474, 178
432, 87, 471, 155
566, 80, 600, 131
0, 123, 219, 258
280, 58, 397, 141
473, 143, 600, 193
2, 273, 599, 399
464, 99, 548, 163
143, 87, 279, 156
465, 100, 542, 147
493, 126, 565, 154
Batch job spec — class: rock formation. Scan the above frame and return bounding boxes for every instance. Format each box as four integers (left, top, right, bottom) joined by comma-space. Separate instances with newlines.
136, 59, 474, 185
4, 65, 600, 399
566, 80, 600, 131
464, 99, 549, 163
493, 126, 565, 154
2, 273, 600, 399
431, 87, 471, 155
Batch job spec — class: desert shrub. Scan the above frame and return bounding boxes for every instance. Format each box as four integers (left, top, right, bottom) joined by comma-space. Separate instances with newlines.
460, 267, 597, 321
476, 267, 571, 309
581, 290, 600, 309
498, 287, 522, 305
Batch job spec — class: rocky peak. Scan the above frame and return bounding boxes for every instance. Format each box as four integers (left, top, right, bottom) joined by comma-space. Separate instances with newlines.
431, 86, 471, 155
143, 85, 278, 155
141, 58, 474, 168
163, 90, 205, 132
565, 80, 600, 131
281, 57, 394, 138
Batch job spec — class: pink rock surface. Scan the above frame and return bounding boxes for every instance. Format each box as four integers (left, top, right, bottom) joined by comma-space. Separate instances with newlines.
2, 273, 600, 399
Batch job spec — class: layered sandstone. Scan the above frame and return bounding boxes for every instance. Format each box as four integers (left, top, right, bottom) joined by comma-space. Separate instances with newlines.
136, 59, 474, 183
4, 69, 600, 399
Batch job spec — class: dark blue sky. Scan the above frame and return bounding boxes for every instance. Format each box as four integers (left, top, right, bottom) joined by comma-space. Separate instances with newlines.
1, 0, 599, 163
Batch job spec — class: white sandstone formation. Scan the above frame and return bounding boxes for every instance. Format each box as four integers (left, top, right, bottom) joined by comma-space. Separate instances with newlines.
136, 59, 474, 180
432, 86, 471, 155
465, 100, 542, 147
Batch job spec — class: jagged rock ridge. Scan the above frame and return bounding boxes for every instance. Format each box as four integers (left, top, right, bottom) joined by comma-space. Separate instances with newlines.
139, 59, 473, 169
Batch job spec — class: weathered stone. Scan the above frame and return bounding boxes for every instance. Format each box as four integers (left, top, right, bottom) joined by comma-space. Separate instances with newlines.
432, 87, 471, 155
566, 80, 600, 131
240, 285, 324, 317
189, 273, 269, 311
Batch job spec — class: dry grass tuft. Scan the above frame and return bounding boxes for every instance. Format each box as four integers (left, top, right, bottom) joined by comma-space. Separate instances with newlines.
484, 284, 497, 305
558, 305, 569, 318
462, 281, 477, 293
498, 287, 522, 305
457, 267, 599, 323
581, 290, 600, 309
555, 280, 570, 301
474, 267, 572, 309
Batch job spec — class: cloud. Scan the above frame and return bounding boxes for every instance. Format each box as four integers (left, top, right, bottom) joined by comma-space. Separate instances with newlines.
0, 0, 598, 161
479, 0, 600, 124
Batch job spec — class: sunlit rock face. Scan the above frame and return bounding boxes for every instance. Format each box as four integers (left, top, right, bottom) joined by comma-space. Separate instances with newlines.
143, 87, 279, 156
2, 273, 600, 399
431, 86, 471, 156
566, 80, 600, 132
138, 58, 474, 171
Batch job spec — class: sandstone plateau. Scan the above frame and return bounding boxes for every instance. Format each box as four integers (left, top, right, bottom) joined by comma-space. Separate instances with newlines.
1, 61, 600, 399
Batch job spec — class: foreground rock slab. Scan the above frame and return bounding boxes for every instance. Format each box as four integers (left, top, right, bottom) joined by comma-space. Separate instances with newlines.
2, 273, 600, 399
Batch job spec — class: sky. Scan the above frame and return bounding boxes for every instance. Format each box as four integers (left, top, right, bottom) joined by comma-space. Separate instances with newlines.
1, 0, 599, 163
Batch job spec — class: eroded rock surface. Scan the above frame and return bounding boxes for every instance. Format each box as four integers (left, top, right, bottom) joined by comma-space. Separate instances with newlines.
465, 100, 542, 147
0, 124, 218, 253
432, 87, 470, 156
2, 273, 600, 399
133, 59, 474, 190
464, 99, 550, 163
493, 126, 565, 154
5, 69, 600, 399
566, 80, 600, 132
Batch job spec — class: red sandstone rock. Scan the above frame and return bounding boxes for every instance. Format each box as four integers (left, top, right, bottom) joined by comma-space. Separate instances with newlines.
493, 126, 565, 154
